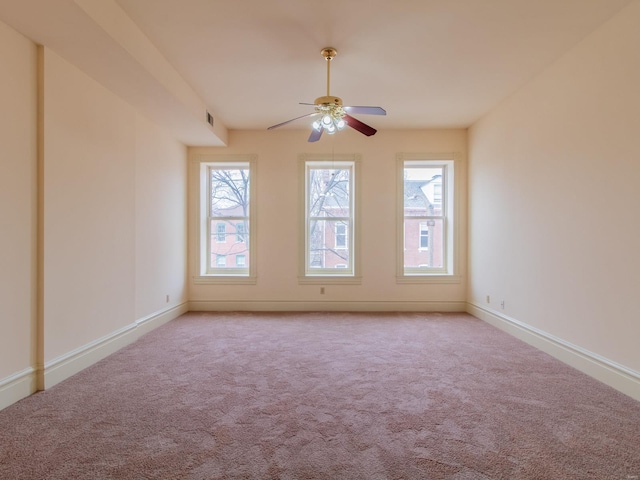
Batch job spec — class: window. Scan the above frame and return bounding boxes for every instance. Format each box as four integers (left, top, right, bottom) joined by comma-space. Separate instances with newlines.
300, 156, 360, 282
397, 154, 457, 281
335, 222, 347, 249
216, 223, 226, 243
236, 222, 246, 243
194, 155, 256, 282
433, 184, 442, 204
419, 222, 429, 249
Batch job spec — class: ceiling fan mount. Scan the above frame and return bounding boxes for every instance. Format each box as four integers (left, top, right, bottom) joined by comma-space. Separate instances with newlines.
320, 47, 337, 61
267, 47, 386, 142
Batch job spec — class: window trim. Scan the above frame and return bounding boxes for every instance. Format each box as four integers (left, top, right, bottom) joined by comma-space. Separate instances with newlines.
192, 154, 257, 285
396, 153, 461, 284
298, 154, 361, 285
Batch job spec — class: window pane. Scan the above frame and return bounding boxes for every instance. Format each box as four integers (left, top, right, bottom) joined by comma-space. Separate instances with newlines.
404, 218, 443, 269
404, 167, 443, 216
210, 220, 250, 269
210, 168, 250, 217
309, 219, 351, 269
308, 168, 350, 218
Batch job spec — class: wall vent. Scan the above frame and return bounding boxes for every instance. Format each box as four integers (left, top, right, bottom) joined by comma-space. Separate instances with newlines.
206, 111, 214, 127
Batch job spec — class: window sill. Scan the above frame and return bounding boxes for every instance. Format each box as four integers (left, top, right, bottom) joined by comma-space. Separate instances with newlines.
193, 275, 257, 285
396, 274, 461, 284
298, 275, 362, 285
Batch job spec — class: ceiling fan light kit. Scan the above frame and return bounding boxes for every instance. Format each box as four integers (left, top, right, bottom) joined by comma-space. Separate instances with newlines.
267, 47, 386, 142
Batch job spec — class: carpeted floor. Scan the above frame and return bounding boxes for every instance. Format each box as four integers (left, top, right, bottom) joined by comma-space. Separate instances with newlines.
1, 312, 639, 479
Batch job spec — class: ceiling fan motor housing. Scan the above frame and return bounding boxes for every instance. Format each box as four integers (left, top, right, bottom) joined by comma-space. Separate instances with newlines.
314, 95, 343, 106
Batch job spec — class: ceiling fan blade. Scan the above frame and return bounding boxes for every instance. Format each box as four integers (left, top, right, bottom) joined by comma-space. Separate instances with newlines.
308, 128, 323, 142
343, 114, 377, 136
267, 112, 318, 130
344, 106, 386, 116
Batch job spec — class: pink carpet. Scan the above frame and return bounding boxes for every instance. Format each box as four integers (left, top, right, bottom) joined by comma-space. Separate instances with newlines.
1, 312, 639, 479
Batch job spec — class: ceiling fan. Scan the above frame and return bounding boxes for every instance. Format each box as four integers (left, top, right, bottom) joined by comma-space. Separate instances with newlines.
267, 47, 386, 142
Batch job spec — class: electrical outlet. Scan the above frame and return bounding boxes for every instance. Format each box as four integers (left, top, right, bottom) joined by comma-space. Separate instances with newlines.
500, 300, 505, 309
166, 294, 170, 303
486, 295, 490, 304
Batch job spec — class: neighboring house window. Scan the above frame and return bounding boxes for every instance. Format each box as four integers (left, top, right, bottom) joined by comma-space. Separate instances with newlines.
397, 155, 457, 280
433, 183, 442, 205
194, 155, 256, 282
216, 223, 226, 243
300, 156, 360, 282
419, 222, 429, 250
335, 222, 347, 249
236, 222, 246, 243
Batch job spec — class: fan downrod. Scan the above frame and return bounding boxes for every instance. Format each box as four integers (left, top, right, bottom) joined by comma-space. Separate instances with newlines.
316, 47, 342, 106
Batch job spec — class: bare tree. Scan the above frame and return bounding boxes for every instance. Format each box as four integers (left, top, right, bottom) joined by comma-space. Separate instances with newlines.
308, 168, 351, 266
210, 169, 250, 262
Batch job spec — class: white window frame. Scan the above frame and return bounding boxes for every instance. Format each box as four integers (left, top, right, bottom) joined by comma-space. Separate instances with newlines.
298, 154, 361, 284
396, 153, 460, 284
192, 154, 257, 284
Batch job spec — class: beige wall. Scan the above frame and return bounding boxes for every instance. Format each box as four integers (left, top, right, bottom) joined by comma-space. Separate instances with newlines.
468, 1, 640, 376
134, 112, 188, 319
190, 128, 467, 310
0, 22, 38, 381
41, 48, 188, 381
1, 26, 188, 405
42, 49, 137, 362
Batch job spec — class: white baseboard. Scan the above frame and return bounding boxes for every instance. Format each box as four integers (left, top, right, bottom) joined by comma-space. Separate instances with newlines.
467, 302, 640, 402
135, 301, 189, 335
43, 302, 189, 390
189, 300, 467, 312
0, 367, 38, 411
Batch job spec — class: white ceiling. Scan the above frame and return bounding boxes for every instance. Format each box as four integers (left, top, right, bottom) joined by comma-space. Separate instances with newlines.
112, 0, 630, 130
0, 0, 632, 142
